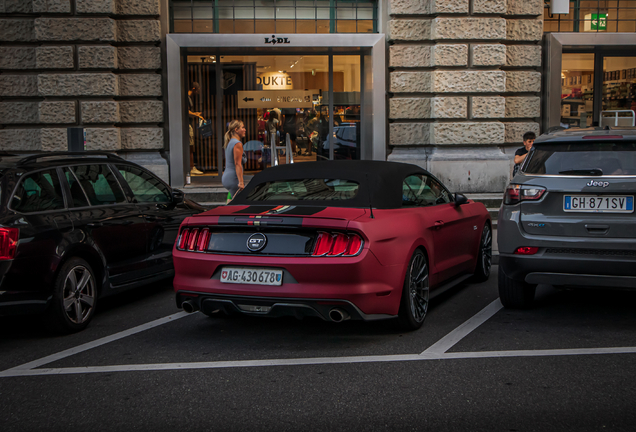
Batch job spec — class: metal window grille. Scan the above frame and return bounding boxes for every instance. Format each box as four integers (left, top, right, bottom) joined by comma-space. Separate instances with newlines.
544, 1, 636, 33
169, 0, 377, 34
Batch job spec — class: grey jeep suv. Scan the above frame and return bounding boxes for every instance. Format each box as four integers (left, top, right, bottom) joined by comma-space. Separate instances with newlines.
498, 127, 636, 308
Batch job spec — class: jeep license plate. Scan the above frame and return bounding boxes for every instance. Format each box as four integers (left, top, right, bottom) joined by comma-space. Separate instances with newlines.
564, 195, 634, 213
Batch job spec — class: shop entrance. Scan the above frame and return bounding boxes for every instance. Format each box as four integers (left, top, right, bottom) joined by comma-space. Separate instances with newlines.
561, 52, 636, 129
185, 52, 362, 185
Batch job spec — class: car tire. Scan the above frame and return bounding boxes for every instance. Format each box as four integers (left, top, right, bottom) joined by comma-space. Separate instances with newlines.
472, 223, 492, 283
498, 265, 536, 309
397, 250, 429, 331
44, 257, 98, 333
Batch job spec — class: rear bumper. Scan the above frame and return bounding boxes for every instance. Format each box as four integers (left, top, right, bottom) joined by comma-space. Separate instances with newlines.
172, 248, 405, 316
499, 254, 636, 289
0, 291, 51, 316
176, 291, 395, 321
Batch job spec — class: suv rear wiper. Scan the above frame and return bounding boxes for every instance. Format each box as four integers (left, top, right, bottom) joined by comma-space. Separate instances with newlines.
558, 169, 604, 176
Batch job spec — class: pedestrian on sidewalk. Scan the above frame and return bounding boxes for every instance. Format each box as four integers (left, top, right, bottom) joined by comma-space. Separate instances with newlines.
512, 131, 536, 177
222, 119, 246, 203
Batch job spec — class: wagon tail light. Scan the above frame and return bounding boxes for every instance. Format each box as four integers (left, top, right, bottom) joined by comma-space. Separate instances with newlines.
503, 184, 547, 205
312, 232, 363, 257
176, 227, 210, 252
0, 227, 19, 260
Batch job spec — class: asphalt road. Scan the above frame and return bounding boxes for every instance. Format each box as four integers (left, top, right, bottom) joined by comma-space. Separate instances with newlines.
2, 267, 636, 432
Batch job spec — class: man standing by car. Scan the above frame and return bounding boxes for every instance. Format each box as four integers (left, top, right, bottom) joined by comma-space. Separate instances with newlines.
512, 131, 536, 177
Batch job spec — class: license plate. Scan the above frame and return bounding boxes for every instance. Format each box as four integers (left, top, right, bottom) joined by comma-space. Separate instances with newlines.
564, 195, 634, 213
220, 267, 283, 286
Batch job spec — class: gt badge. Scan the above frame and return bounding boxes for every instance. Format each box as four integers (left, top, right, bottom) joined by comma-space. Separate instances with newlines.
247, 233, 267, 252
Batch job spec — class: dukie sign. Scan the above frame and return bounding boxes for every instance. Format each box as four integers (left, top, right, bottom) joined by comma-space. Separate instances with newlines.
264, 35, 291, 45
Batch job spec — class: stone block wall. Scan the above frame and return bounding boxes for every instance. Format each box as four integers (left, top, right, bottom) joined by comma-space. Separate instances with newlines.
387, 0, 543, 192
0, 0, 164, 162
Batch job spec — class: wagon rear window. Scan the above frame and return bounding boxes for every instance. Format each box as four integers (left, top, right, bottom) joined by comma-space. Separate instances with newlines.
524, 141, 636, 176
246, 179, 359, 201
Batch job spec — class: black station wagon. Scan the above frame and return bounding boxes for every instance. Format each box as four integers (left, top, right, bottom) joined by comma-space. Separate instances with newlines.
0, 152, 204, 332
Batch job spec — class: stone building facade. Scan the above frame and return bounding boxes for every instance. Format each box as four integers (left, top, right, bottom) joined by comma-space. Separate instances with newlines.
0, 0, 168, 180
1, 0, 545, 192
386, 0, 543, 192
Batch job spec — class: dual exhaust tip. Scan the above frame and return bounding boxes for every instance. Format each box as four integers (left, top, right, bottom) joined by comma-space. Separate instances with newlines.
183, 299, 349, 323
182, 300, 199, 314
328, 308, 349, 323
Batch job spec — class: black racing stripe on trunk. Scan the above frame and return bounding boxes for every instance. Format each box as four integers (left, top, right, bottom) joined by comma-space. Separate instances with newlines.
218, 215, 304, 226
232, 206, 278, 214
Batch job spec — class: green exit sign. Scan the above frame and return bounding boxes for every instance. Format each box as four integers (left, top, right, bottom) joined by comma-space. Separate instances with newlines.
591, 13, 607, 31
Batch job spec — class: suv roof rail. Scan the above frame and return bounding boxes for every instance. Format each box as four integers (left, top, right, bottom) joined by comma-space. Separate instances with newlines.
17, 151, 124, 166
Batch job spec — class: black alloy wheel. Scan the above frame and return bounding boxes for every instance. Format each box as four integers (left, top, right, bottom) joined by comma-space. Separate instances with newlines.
45, 257, 98, 333
472, 223, 492, 283
398, 250, 429, 331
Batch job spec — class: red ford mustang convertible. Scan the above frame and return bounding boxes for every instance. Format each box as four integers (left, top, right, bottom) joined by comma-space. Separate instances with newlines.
173, 161, 491, 330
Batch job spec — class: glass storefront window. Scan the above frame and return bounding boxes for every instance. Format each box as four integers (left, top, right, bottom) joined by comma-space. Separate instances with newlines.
545, 1, 636, 33
601, 57, 636, 126
170, 0, 377, 34
561, 53, 595, 128
185, 53, 362, 181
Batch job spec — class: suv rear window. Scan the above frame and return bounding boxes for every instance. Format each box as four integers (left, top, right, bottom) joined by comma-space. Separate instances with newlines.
525, 141, 636, 176
246, 179, 359, 201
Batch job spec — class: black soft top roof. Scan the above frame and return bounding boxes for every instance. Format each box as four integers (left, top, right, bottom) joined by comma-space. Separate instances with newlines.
231, 160, 429, 209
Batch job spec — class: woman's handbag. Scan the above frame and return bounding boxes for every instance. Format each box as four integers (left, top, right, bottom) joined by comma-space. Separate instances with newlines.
198, 119, 213, 138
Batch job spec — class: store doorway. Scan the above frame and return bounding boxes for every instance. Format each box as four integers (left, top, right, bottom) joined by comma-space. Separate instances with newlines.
185, 53, 362, 185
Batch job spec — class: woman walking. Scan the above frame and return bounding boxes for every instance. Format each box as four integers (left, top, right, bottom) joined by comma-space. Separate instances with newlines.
222, 119, 246, 202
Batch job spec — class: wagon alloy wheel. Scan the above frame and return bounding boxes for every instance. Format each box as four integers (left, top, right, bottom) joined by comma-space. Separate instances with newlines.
45, 257, 98, 333
472, 224, 492, 283
398, 250, 429, 330
62, 265, 96, 324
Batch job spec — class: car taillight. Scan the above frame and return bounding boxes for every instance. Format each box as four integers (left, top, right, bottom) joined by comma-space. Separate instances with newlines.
177, 228, 210, 252
196, 228, 210, 251
312, 232, 334, 256
187, 228, 199, 251
0, 227, 19, 260
312, 232, 363, 257
503, 184, 546, 205
177, 228, 190, 250
515, 246, 539, 255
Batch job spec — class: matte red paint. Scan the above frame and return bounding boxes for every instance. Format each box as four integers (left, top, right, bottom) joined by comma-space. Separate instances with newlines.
173, 201, 490, 317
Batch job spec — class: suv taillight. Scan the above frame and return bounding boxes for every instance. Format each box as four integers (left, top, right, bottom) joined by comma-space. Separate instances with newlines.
503, 184, 547, 205
177, 227, 210, 252
0, 227, 19, 260
312, 232, 363, 257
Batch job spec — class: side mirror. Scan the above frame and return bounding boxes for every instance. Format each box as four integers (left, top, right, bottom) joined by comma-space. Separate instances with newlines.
172, 188, 185, 205
454, 193, 468, 206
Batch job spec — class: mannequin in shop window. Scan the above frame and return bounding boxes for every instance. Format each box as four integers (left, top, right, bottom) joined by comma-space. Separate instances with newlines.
266, 110, 280, 143
188, 82, 204, 176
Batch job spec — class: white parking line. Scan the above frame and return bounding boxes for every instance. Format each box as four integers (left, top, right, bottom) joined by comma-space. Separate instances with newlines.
4, 346, 636, 377
421, 299, 503, 355
2, 311, 189, 374
2, 299, 636, 379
